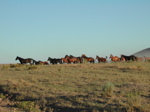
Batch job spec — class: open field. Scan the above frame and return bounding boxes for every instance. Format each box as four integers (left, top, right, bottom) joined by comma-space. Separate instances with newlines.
0, 62, 150, 112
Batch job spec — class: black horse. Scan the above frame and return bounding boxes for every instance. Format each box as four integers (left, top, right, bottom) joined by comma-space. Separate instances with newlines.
121, 55, 137, 61
15, 56, 34, 65
47, 57, 62, 64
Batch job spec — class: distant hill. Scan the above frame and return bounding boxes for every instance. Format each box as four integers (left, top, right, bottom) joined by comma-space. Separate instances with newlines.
133, 48, 150, 57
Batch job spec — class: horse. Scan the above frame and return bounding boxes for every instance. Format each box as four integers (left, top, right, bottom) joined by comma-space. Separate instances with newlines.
109, 54, 120, 62
120, 57, 126, 62
64, 55, 81, 64
96, 55, 107, 63
120, 54, 137, 62
81, 54, 94, 63
47, 57, 62, 64
61, 58, 69, 64
144, 56, 150, 62
136, 57, 144, 62
33, 60, 49, 65
15, 56, 34, 65
69, 55, 83, 63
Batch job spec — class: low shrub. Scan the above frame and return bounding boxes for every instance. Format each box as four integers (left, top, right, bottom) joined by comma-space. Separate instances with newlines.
10, 64, 23, 68
0, 93, 6, 99
102, 82, 115, 97
15, 101, 39, 112
27, 66, 38, 70
126, 92, 142, 112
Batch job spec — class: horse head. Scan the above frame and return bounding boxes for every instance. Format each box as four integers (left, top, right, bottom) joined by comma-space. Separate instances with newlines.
15, 56, 22, 60
81, 54, 87, 58
109, 54, 113, 58
96, 55, 99, 59
15, 56, 19, 60
65, 55, 70, 59
47, 57, 52, 61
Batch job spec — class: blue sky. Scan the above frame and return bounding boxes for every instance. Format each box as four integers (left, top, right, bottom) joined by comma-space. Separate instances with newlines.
0, 0, 150, 63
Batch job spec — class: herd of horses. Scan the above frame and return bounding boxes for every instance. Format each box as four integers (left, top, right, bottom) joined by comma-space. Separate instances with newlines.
15, 54, 150, 65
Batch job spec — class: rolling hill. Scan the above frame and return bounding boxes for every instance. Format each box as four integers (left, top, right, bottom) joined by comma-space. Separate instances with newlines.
133, 48, 150, 57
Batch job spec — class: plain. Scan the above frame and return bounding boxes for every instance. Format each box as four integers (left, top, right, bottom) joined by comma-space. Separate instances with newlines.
0, 62, 150, 112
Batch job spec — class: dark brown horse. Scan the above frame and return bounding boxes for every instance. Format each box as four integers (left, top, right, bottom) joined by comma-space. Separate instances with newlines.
47, 57, 62, 64
15, 56, 34, 65
81, 54, 94, 63
121, 54, 137, 62
109, 54, 120, 62
96, 55, 107, 63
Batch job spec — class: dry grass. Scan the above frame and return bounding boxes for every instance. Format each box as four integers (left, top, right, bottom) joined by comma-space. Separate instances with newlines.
0, 62, 150, 112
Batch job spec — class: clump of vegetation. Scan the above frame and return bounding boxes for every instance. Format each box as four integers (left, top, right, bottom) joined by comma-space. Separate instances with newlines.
0, 93, 6, 99
102, 82, 115, 97
15, 101, 39, 112
147, 60, 150, 62
15, 95, 26, 101
1, 65, 9, 70
126, 92, 142, 112
27, 66, 38, 70
9, 64, 23, 68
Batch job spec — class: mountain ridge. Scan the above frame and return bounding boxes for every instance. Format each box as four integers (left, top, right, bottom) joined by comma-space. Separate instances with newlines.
133, 48, 150, 57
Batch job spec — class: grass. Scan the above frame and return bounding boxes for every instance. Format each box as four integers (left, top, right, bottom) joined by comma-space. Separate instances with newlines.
0, 62, 150, 112
102, 82, 115, 97
126, 92, 142, 112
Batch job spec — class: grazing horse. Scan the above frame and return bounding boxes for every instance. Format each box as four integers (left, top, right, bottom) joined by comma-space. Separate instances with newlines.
96, 55, 107, 63
121, 55, 137, 61
47, 57, 62, 64
81, 54, 94, 63
109, 54, 120, 62
64, 55, 81, 64
33, 60, 49, 65
144, 56, 150, 62
15, 56, 34, 65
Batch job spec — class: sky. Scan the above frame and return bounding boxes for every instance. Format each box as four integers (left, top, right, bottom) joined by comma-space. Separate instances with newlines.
0, 0, 150, 63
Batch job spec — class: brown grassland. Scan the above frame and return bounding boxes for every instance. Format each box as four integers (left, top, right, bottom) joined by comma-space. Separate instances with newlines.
0, 62, 150, 112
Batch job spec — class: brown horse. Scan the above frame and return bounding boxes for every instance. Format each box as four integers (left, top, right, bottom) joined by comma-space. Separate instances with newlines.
61, 58, 69, 64
121, 57, 126, 62
136, 57, 144, 62
16, 56, 34, 65
64, 55, 81, 64
109, 54, 120, 62
96, 55, 107, 63
144, 56, 150, 62
81, 54, 94, 63
70, 55, 83, 63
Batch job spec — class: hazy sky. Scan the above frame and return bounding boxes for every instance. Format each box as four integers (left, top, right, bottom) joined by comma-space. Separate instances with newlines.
0, 0, 150, 63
